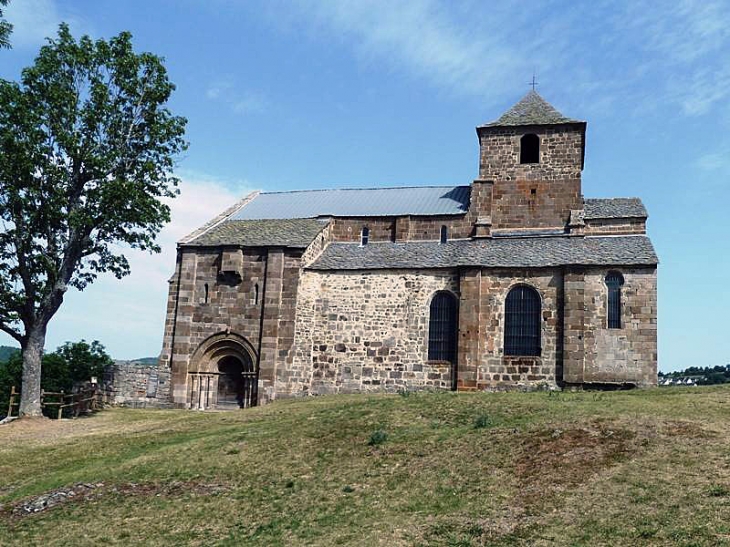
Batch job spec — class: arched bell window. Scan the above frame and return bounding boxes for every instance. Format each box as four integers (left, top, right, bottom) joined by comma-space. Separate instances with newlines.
428, 291, 458, 363
504, 285, 541, 356
520, 133, 539, 164
605, 271, 624, 329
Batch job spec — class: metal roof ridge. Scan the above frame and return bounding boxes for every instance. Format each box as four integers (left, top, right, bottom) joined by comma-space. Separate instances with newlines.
259, 184, 470, 195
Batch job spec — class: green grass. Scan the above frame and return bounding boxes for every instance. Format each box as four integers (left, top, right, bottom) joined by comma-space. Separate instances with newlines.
1, 386, 729, 546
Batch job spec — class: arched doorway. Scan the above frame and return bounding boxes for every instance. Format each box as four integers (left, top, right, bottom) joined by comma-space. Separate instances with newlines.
216, 353, 256, 409
187, 333, 258, 410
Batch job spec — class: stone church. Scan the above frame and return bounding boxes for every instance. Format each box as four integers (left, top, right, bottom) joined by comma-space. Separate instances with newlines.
158, 91, 658, 410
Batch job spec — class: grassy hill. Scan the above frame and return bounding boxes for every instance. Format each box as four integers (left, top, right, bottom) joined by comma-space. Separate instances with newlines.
1, 387, 729, 546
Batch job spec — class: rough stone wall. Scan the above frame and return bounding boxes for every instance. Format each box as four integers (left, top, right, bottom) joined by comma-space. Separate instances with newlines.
330, 218, 396, 242
475, 125, 584, 230
584, 218, 646, 235
329, 215, 474, 243
582, 267, 657, 386
285, 270, 460, 396
301, 221, 332, 265
458, 268, 562, 390
406, 215, 473, 240
102, 361, 171, 408
160, 246, 305, 407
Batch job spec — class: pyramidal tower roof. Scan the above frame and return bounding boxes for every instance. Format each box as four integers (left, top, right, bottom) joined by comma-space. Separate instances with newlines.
480, 90, 582, 127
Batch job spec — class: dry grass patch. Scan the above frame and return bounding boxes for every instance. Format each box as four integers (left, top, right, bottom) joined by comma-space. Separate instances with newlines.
0, 386, 729, 546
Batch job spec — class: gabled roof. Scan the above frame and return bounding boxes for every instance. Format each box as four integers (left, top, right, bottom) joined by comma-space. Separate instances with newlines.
185, 219, 327, 248
584, 198, 648, 219
229, 186, 470, 220
481, 90, 582, 127
308, 236, 658, 270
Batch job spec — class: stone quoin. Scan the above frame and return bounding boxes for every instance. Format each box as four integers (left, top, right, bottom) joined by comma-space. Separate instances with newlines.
156, 90, 658, 410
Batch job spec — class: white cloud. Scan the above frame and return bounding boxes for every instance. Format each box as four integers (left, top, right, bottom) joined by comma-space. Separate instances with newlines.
271, 0, 537, 101
205, 79, 269, 115
252, 0, 730, 120
4, 0, 89, 49
696, 151, 727, 172
206, 81, 232, 100
233, 91, 269, 114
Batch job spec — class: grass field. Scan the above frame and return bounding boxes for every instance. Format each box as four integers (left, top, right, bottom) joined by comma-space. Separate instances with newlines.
1, 386, 729, 546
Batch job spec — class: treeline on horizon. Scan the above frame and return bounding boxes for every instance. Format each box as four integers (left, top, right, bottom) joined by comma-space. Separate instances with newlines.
659, 364, 730, 385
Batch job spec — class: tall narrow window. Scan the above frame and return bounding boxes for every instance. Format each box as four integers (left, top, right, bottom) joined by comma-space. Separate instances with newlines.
203, 283, 209, 304
254, 283, 259, 305
504, 285, 541, 356
428, 292, 458, 362
520, 133, 539, 164
440, 225, 448, 244
606, 271, 624, 329
360, 226, 370, 246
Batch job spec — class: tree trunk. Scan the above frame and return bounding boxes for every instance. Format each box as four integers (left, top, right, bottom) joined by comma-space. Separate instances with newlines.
19, 324, 47, 417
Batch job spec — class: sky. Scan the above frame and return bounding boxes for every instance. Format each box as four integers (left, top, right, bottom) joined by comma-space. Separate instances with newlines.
1, 0, 729, 372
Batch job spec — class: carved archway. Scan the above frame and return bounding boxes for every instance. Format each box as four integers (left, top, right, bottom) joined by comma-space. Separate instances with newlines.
187, 332, 258, 410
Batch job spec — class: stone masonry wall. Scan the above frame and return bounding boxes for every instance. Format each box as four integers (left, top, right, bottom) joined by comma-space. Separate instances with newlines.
329, 215, 474, 243
457, 268, 562, 390
285, 270, 460, 396
159, 246, 305, 407
164, 248, 263, 405
582, 267, 657, 386
102, 361, 171, 408
476, 125, 584, 230
584, 218, 647, 235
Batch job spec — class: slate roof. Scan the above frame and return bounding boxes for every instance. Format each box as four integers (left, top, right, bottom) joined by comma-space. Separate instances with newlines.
584, 198, 647, 219
308, 236, 658, 270
229, 186, 470, 220
481, 90, 582, 127
186, 219, 327, 248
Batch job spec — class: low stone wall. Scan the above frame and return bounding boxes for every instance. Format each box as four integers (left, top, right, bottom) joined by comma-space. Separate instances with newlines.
102, 361, 172, 408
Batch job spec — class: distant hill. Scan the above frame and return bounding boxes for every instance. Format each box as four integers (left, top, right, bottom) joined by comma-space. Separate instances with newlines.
131, 357, 159, 365
0, 345, 19, 363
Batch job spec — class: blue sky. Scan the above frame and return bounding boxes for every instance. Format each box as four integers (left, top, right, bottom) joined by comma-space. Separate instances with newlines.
1, 0, 728, 372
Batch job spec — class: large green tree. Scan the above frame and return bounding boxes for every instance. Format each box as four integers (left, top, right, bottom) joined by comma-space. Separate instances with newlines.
0, 0, 11, 49
0, 25, 187, 416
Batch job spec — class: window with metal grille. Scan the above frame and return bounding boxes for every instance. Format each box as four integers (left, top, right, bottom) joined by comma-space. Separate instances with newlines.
520, 133, 539, 164
606, 271, 624, 329
428, 292, 458, 362
360, 226, 369, 246
504, 285, 541, 356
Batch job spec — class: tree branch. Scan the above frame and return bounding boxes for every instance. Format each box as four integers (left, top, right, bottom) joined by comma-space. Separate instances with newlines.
0, 320, 23, 344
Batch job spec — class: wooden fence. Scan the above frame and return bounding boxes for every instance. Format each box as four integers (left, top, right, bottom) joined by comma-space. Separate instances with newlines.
6, 386, 102, 419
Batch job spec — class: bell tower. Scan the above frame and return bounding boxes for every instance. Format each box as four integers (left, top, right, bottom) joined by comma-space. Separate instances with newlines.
470, 90, 586, 233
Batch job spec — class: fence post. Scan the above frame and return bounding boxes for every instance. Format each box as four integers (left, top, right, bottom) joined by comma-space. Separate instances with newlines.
7, 386, 16, 418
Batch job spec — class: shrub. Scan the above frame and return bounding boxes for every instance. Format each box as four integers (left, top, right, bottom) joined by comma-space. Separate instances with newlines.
0, 340, 112, 419
368, 429, 388, 446
473, 414, 492, 429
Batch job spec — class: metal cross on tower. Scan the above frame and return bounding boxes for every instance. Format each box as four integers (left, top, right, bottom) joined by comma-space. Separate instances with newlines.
529, 73, 538, 91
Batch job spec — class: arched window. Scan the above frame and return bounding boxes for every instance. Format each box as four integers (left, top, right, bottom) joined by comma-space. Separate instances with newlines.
606, 271, 624, 329
520, 133, 539, 164
203, 283, 209, 304
428, 292, 458, 362
360, 226, 369, 246
440, 225, 448, 244
504, 285, 541, 356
